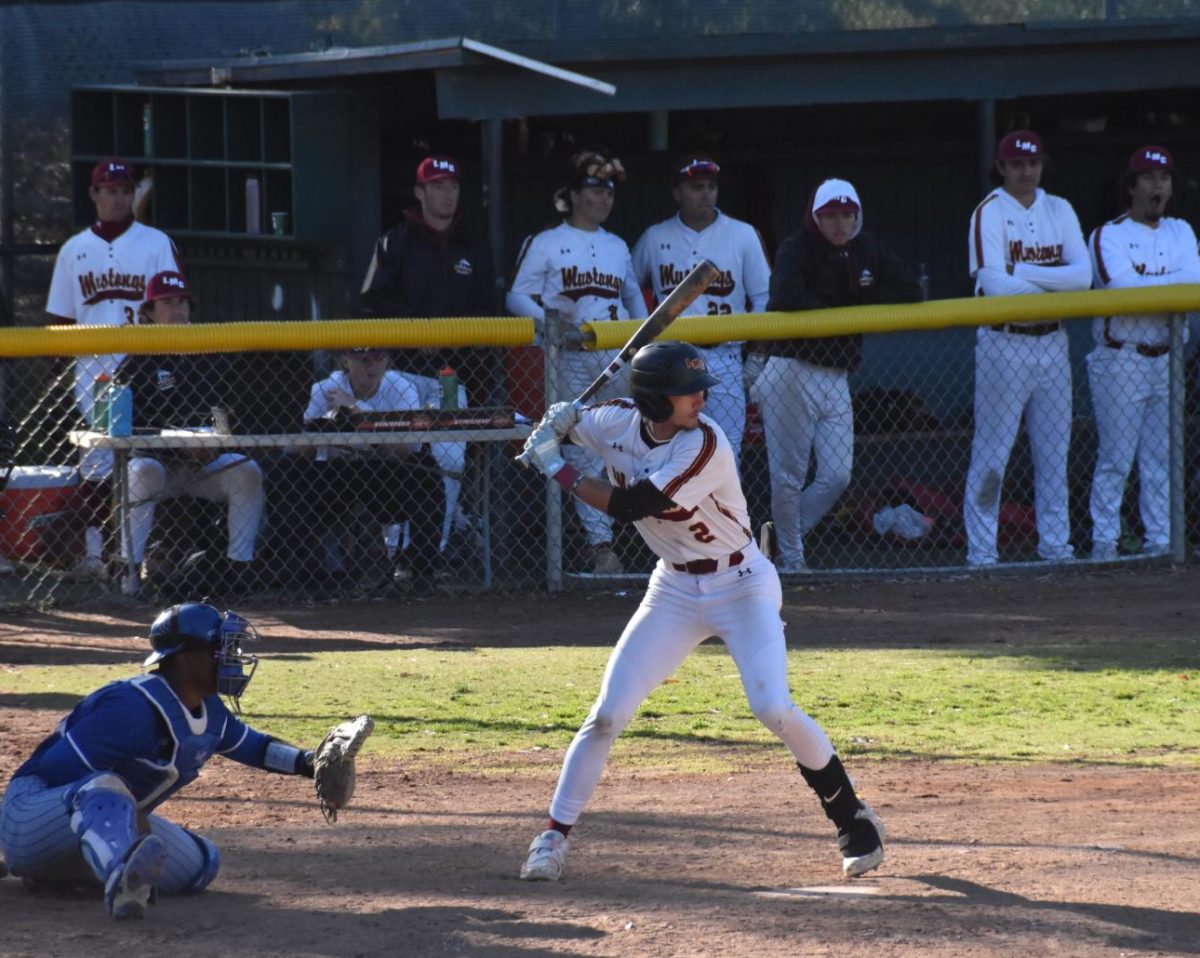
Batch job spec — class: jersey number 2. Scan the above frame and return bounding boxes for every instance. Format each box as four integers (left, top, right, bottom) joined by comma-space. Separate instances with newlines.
688, 521, 716, 543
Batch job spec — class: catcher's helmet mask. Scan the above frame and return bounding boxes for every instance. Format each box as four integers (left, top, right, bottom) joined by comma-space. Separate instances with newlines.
629, 341, 720, 423
144, 602, 259, 704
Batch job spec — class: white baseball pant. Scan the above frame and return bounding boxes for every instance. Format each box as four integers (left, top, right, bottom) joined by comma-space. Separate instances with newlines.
122, 453, 265, 563
697, 343, 746, 465
557, 349, 624, 549
753, 356, 855, 569
1086, 346, 1170, 553
546, 544, 835, 826
964, 328, 1074, 565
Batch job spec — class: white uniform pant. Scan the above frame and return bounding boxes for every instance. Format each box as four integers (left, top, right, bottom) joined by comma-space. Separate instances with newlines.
752, 357, 854, 569
547, 544, 835, 825
1, 775, 212, 894
558, 349, 625, 548
698, 343, 746, 465
1087, 346, 1169, 552
122, 454, 265, 563
964, 328, 1073, 565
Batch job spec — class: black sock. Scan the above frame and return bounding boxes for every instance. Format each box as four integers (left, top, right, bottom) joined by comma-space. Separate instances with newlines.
798, 755, 861, 831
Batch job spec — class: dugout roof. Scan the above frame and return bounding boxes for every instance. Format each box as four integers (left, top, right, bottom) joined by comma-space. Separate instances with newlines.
133, 23, 1200, 118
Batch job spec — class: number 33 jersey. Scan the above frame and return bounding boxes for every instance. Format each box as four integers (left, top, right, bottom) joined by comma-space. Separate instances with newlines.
571, 400, 751, 565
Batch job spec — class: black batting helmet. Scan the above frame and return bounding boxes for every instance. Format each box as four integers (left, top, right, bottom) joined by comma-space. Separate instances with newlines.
629, 341, 720, 422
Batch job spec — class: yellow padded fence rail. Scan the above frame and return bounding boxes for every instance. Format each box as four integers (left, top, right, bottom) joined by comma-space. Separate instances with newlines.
0, 316, 535, 358
2, 284, 1199, 357
584, 284, 1200, 350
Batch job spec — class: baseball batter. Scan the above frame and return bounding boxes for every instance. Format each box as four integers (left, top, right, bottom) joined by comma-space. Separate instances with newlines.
516, 341, 885, 882
631, 154, 772, 464
507, 149, 648, 574
0, 603, 317, 920
1087, 145, 1200, 560
964, 130, 1091, 566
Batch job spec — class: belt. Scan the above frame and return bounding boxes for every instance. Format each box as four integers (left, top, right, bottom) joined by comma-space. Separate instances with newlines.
1103, 333, 1169, 358
990, 322, 1061, 337
671, 550, 744, 574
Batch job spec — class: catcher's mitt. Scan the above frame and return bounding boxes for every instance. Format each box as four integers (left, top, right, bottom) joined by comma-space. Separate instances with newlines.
313, 714, 375, 823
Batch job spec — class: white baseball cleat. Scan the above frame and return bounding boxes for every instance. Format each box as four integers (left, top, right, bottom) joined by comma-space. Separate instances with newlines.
520, 829, 569, 881
104, 834, 166, 920
839, 803, 885, 878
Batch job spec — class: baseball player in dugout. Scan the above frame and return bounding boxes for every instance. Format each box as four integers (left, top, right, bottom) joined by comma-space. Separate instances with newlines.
516, 341, 885, 883
1087, 146, 1200, 560
964, 130, 1092, 567
358, 154, 495, 399
45, 157, 182, 575
632, 154, 773, 465
114, 271, 265, 601
753, 178, 922, 573
507, 148, 649, 575
0, 603, 317, 920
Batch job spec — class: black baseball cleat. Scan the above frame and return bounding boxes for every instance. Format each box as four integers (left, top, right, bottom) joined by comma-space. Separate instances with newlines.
838, 803, 885, 877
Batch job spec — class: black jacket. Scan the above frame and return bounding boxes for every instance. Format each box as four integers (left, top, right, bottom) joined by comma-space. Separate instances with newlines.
115, 352, 228, 431
359, 209, 496, 384
763, 226, 921, 373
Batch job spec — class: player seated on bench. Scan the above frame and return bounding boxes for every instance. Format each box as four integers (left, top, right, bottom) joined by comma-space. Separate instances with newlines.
289, 347, 442, 591
115, 271, 264, 600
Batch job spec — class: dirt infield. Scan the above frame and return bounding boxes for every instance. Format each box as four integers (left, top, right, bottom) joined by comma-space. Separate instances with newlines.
2, 567, 1199, 957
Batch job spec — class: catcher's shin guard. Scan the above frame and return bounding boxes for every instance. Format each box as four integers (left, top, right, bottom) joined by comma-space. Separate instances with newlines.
66, 773, 141, 883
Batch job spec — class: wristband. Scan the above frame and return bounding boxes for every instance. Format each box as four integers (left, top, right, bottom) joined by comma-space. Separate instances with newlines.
553, 463, 582, 492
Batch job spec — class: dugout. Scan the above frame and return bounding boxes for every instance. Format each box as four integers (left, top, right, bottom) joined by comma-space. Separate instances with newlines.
46, 15, 1200, 435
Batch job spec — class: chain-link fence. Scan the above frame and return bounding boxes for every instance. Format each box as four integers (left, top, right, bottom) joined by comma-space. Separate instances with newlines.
2, 294, 1198, 609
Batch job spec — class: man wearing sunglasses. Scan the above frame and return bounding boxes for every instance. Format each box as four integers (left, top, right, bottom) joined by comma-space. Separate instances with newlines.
632, 154, 772, 465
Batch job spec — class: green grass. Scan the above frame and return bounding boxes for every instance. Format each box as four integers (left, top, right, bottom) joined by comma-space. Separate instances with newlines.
5, 640, 1200, 772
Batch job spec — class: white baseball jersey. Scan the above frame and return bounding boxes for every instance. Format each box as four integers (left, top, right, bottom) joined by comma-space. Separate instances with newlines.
507, 222, 646, 327
47, 221, 180, 415
968, 187, 1091, 297
570, 400, 751, 565
631, 210, 771, 318
1089, 213, 1200, 344
304, 369, 421, 461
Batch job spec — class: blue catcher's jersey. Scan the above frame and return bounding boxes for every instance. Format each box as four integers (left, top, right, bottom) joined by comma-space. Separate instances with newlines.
14, 674, 264, 811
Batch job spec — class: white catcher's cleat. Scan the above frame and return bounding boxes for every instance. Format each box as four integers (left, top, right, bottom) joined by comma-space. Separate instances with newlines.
839, 803, 885, 878
520, 829, 569, 881
104, 834, 166, 920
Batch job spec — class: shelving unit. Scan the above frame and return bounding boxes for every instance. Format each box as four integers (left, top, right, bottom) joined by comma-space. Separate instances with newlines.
71, 86, 353, 243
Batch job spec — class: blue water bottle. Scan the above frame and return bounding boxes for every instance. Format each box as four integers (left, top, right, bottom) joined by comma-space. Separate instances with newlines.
91, 373, 112, 431
108, 382, 133, 437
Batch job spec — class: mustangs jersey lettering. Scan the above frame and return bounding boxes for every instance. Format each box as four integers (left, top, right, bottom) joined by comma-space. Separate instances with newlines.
46, 221, 181, 423
509, 222, 643, 326
570, 400, 751, 565
631, 210, 771, 320
967, 187, 1090, 298
1089, 213, 1200, 345
47, 222, 180, 327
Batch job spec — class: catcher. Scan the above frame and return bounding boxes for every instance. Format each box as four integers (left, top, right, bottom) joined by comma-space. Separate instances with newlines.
0, 602, 372, 920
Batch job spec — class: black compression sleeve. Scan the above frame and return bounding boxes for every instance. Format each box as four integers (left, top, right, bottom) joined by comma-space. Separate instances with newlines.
607, 479, 676, 522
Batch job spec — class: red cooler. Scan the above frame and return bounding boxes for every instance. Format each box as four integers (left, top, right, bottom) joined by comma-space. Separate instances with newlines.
0, 465, 83, 564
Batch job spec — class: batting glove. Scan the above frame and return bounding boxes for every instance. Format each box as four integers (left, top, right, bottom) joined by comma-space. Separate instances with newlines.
521, 422, 567, 478
540, 401, 581, 439
742, 352, 767, 393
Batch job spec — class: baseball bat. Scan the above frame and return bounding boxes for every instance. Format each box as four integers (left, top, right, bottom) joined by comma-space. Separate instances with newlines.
575, 257, 720, 406
517, 258, 719, 468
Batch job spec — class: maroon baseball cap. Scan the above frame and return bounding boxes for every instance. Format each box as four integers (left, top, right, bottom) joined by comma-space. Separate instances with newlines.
674, 154, 721, 183
145, 271, 193, 302
1127, 144, 1175, 175
90, 157, 136, 189
995, 130, 1044, 163
416, 155, 460, 185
